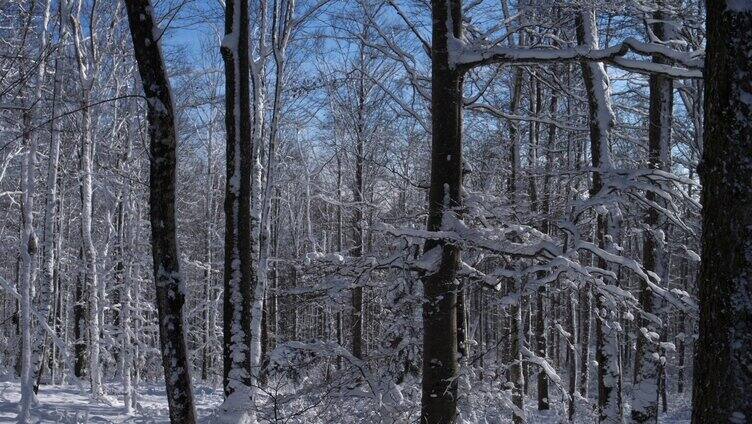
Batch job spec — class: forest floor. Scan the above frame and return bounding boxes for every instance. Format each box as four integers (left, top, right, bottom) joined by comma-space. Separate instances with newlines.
0, 380, 222, 423
0, 378, 693, 423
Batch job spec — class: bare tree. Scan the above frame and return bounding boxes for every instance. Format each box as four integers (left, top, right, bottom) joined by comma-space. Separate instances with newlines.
631, 6, 675, 423
220, 0, 255, 420
123, 0, 197, 422
420, 0, 463, 422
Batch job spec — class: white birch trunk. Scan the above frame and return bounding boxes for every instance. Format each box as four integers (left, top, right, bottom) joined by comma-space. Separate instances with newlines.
17, 110, 36, 424
251, 0, 295, 386
19, 1, 52, 419
121, 94, 138, 414
31, 18, 60, 396
67, 0, 102, 396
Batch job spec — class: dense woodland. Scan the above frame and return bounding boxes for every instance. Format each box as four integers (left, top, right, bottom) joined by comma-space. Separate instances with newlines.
0, 0, 749, 423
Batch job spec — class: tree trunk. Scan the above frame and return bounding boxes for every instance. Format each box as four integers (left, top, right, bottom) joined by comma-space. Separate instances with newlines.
336, 154, 344, 369
511, 279, 526, 424
579, 282, 590, 398
576, 9, 623, 423
631, 10, 673, 423
506, 57, 526, 424
74, 245, 86, 379
68, 2, 103, 395
568, 289, 579, 421
202, 120, 214, 382
18, 109, 37, 424
219, 0, 255, 409
351, 48, 367, 360
692, 4, 752, 423
120, 95, 137, 413
536, 285, 549, 410
420, 1, 463, 422
123, 1, 198, 421
27, 0, 54, 402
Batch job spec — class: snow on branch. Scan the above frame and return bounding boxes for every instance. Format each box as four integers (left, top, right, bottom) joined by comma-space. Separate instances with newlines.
572, 167, 701, 235
450, 36, 703, 79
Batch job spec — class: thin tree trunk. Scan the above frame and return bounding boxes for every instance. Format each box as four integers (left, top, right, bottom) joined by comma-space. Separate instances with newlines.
28, 0, 55, 401
351, 43, 367, 360
80, 102, 102, 397
336, 154, 344, 369
576, 9, 623, 423
534, 76, 550, 412
535, 284, 549, 410
568, 289, 579, 421
74, 244, 86, 378
507, 62, 526, 424
68, 1, 102, 395
120, 94, 137, 413
18, 110, 37, 424
676, 244, 689, 394
511, 278, 526, 424
202, 108, 216, 383
579, 282, 590, 398
631, 10, 673, 423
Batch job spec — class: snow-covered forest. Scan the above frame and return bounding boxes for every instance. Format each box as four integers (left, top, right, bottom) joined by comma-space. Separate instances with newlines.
0, 0, 750, 422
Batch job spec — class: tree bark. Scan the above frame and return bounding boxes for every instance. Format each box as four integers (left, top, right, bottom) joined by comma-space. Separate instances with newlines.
631, 9, 673, 423
123, 1, 198, 421
692, 3, 752, 423
220, 0, 255, 407
576, 9, 623, 423
202, 114, 214, 382
420, 1, 463, 422
579, 282, 590, 398
74, 245, 86, 379
18, 110, 36, 424
351, 44, 367, 360
68, 1, 102, 395
568, 289, 579, 421
511, 278, 526, 424
27, 0, 55, 401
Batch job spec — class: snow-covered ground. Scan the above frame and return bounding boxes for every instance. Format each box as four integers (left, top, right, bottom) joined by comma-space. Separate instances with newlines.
0, 381, 222, 423
0, 379, 692, 423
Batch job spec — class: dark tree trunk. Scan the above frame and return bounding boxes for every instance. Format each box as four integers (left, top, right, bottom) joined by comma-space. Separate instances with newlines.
676, 248, 689, 394
507, 69, 523, 199
692, 4, 752, 423
336, 155, 344, 370
579, 283, 590, 398
457, 285, 468, 360
123, 1, 197, 422
511, 283, 526, 424
202, 143, 214, 382
202, 263, 212, 381
507, 63, 526, 424
536, 286, 549, 410
568, 290, 579, 421
576, 9, 623, 423
220, 0, 255, 401
351, 59, 366, 360
112, 200, 125, 368
530, 73, 549, 412
74, 246, 86, 378
420, 1, 463, 422
478, 288, 485, 381
632, 10, 673, 423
